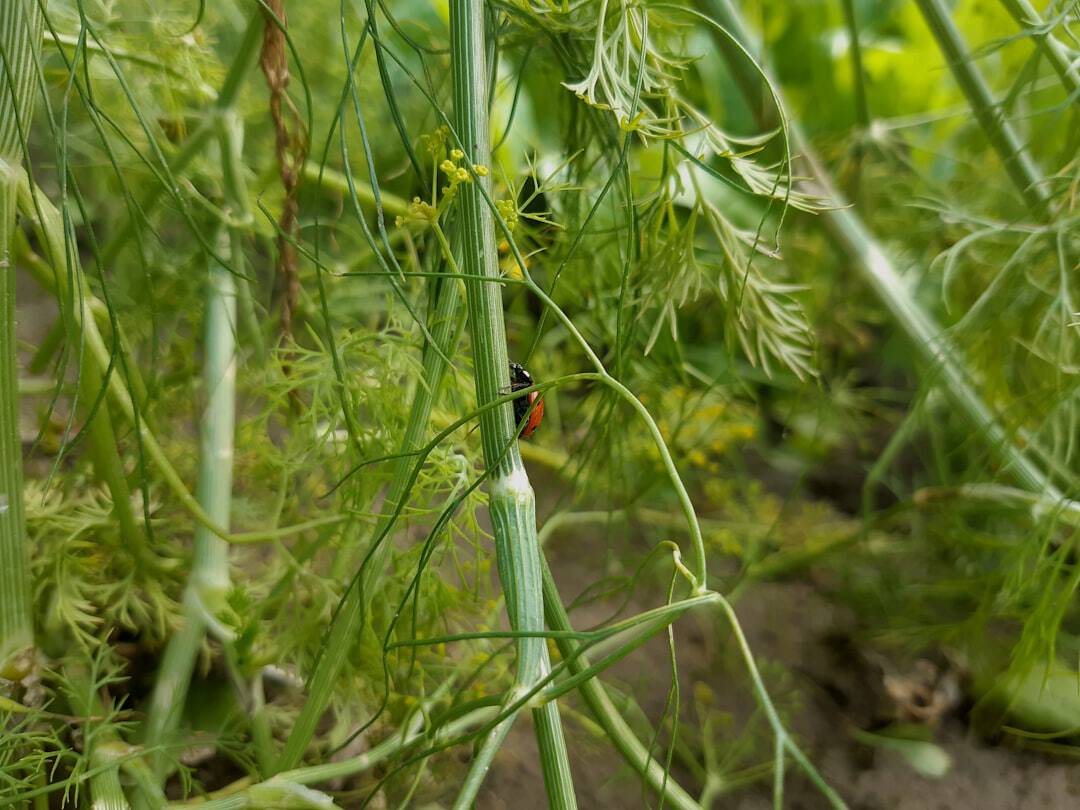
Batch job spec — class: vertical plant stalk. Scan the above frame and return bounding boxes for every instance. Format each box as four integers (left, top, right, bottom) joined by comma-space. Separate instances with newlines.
79, 351, 152, 568
702, 0, 1063, 501
65, 667, 136, 810
89, 750, 132, 810
448, 2, 576, 807
840, 0, 869, 129
141, 119, 242, 776
0, 0, 43, 676
914, 0, 1051, 214
13, 198, 151, 573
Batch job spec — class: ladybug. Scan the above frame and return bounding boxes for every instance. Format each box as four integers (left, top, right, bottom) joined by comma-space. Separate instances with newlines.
509, 362, 544, 439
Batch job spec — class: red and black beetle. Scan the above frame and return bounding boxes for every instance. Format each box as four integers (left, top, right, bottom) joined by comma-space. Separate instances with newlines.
509, 362, 544, 439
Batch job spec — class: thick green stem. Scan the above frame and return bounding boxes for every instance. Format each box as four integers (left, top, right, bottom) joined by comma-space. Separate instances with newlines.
0, 175, 32, 677
997, 0, 1080, 99
0, 0, 42, 676
64, 662, 147, 810
139, 232, 236, 774
16, 180, 150, 569
142, 120, 241, 777
914, 0, 1051, 215
702, 0, 1063, 501
0, 1, 40, 160
80, 352, 149, 566
88, 744, 133, 810
448, 2, 576, 806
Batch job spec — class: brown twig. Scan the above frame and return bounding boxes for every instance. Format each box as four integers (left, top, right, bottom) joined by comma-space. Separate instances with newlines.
258, 0, 308, 344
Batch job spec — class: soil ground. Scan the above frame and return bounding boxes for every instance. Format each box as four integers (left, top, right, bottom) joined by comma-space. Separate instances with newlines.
480, 541, 1080, 809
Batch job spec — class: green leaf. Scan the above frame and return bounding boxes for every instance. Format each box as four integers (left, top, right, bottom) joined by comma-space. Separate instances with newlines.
851, 726, 953, 779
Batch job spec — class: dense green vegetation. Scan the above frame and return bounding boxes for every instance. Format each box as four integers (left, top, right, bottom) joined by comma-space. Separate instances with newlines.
1, 0, 1078, 806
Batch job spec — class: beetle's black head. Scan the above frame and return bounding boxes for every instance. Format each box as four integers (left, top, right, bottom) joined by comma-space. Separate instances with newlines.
509, 362, 532, 388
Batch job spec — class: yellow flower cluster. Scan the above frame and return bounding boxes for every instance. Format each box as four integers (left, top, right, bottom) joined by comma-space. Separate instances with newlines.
395, 128, 493, 228
419, 125, 450, 157
647, 388, 757, 474
439, 148, 488, 202
394, 196, 438, 228
496, 198, 518, 232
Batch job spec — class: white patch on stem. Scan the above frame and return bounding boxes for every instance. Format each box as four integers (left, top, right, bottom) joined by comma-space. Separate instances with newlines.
491, 466, 532, 505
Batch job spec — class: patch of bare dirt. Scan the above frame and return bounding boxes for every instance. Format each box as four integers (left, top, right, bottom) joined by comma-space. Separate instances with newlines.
480, 537, 1080, 809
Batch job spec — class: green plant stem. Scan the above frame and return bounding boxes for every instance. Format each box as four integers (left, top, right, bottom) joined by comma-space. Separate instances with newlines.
712, 596, 846, 808
914, 483, 1080, 524
80, 352, 151, 567
248, 672, 274, 777
88, 745, 133, 810
14, 180, 152, 569
302, 162, 409, 218
19, 202, 150, 571
997, 0, 1080, 98
448, 2, 575, 806
0, 175, 32, 677
172, 706, 497, 810
215, 103, 265, 365
64, 664, 141, 810
913, 0, 1051, 214
452, 716, 515, 810
142, 121, 242, 780
0, 0, 42, 676
17, 178, 231, 522
840, 0, 869, 129
702, 0, 1063, 502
